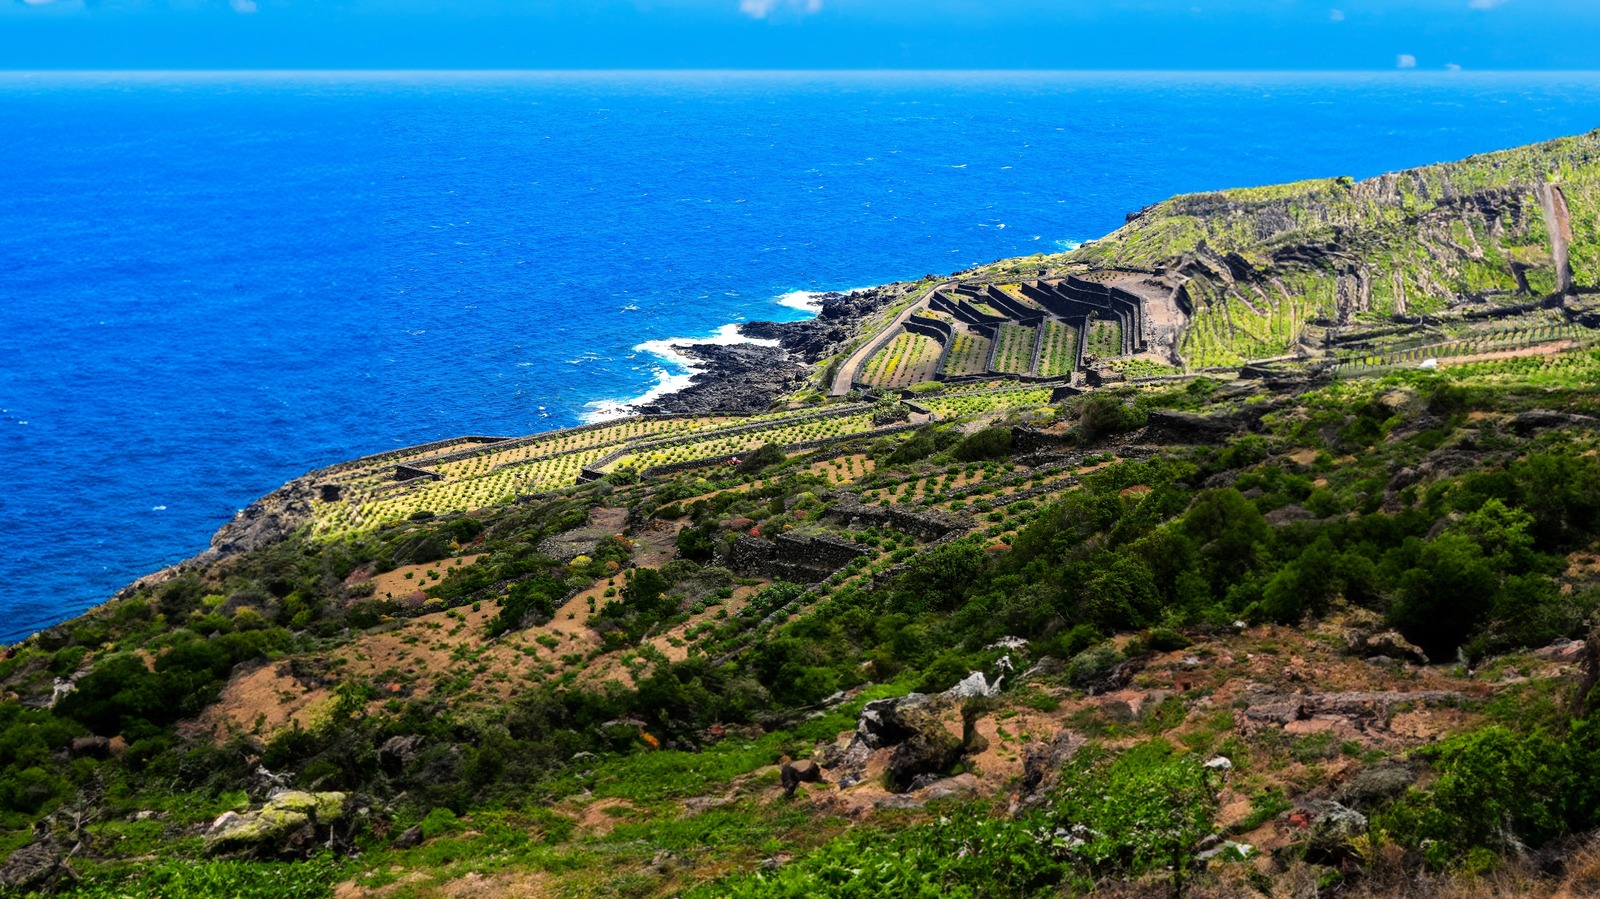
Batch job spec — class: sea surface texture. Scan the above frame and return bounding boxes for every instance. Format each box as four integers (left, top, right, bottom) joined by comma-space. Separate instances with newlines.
3, 71, 1600, 641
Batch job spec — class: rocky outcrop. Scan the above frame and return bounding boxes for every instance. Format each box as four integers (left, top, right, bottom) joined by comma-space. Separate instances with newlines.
205, 790, 356, 857
827, 689, 993, 794
0, 838, 67, 893
636, 343, 812, 416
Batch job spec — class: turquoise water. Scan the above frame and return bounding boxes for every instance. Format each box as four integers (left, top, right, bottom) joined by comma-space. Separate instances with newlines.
3, 71, 1600, 641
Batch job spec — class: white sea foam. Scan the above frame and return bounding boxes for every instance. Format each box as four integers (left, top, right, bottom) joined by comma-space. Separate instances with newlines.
581, 286, 867, 423
581, 324, 781, 423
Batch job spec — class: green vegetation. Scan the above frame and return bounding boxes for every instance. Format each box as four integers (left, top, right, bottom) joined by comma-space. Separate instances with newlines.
939, 329, 990, 378
11, 131, 1600, 899
860, 330, 942, 389
1037, 320, 1079, 378
992, 322, 1037, 374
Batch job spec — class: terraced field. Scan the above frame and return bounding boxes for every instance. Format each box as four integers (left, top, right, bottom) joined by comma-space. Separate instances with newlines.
991, 322, 1037, 375
1086, 318, 1123, 360
921, 384, 1055, 418
1037, 320, 1079, 378
603, 411, 880, 471
306, 404, 885, 541
940, 330, 991, 377
860, 330, 943, 388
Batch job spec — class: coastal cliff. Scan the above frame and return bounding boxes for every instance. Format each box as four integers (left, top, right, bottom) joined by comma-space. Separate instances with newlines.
6, 131, 1600, 898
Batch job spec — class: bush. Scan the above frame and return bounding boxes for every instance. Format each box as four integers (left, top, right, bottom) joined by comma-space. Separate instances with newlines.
1078, 393, 1147, 439
1067, 644, 1122, 690
952, 427, 1013, 461
738, 443, 788, 475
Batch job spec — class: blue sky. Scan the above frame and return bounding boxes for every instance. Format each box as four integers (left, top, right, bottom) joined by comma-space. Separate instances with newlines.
0, 0, 1594, 71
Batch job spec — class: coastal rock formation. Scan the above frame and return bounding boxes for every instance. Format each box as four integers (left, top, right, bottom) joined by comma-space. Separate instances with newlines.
636, 343, 810, 415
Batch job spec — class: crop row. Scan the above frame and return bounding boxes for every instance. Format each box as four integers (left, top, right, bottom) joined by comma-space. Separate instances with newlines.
606, 412, 881, 471
992, 322, 1036, 375
861, 331, 942, 388
940, 330, 991, 377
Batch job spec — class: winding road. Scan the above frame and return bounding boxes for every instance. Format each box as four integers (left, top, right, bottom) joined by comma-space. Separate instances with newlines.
828, 281, 950, 396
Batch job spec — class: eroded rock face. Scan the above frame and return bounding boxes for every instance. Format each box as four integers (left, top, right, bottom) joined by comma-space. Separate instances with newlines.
205, 790, 351, 857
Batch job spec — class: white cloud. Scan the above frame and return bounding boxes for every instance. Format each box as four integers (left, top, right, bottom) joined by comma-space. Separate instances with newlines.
1468, 0, 1508, 8
1445, 62, 1463, 71
229, 0, 257, 11
1396, 53, 1417, 68
738, 0, 821, 19
1329, 8, 1345, 22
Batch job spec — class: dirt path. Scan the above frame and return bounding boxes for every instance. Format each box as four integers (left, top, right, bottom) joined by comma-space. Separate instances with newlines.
829, 282, 947, 396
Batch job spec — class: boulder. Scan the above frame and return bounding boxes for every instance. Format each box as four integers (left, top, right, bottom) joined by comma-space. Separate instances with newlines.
379, 734, 425, 774
1338, 765, 1416, 810
1020, 730, 1082, 799
945, 670, 1001, 700
841, 692, 971, 793
780, 759, 823, 797
1297, 800, 1368, 862
393, 824, 424, 849
881, 698, 964, 793
1360, 631, 1428, 665
70, 735, 112, 758
0, 839, 65, 893
205, 790, 351, 857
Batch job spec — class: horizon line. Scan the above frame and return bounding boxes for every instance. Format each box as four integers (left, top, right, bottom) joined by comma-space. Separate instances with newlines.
3, 67, 1600, 76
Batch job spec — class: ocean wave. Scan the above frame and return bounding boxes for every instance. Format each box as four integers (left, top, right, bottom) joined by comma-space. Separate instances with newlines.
581, 324, 780, 423
775, 286, 869, 315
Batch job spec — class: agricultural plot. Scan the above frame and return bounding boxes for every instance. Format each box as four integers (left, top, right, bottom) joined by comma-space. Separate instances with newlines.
991, 323, 1037, 375
940, 330, 992, 378
1111, 358, 1182, 378
860, 330, 943, 389
429, 417, 738, 480
922, 385, 1054, 419
307, 404, 882, 540
1086, 318, 1123, 360
603, 411, 880, 472
1036, 320, 1079, 378
994, 284, 1046, 312
1332, 324, 1590, 376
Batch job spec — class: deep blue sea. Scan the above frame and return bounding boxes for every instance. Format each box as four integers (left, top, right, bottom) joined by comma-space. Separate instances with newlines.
3, 71, 1600, 642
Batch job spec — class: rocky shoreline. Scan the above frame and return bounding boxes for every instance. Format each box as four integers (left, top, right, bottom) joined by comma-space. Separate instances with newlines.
634, 284, 908, 415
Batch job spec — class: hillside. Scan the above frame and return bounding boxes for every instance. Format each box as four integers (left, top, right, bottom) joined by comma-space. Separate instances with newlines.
4, 134, 1600, 898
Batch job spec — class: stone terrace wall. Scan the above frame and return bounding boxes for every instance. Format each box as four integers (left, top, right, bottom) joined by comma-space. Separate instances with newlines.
825, 493, 972, 541
319, 436, 513, 477
726, 533, 873, 584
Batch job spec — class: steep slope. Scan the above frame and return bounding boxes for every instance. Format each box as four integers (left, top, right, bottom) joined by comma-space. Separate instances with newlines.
1061, 129, 1600, 366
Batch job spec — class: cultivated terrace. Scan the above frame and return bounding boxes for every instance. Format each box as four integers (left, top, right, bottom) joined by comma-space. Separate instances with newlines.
4, 132, 1600, 899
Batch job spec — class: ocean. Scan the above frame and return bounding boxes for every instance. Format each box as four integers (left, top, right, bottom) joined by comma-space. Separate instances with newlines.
3, 70, 1600, 643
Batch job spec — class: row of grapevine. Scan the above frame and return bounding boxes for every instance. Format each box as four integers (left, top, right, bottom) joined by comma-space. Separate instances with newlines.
1037, 320, 1079, 377
991, 322, 1037, 375
940, 330, 991, 377
861, 331, 942, 388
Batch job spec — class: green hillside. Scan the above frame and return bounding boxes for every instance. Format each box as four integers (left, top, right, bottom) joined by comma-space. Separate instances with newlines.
5, 135, 1600, 899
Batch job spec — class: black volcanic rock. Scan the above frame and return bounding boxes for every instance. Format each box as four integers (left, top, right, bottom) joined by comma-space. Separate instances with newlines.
636, 343, 809, 416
